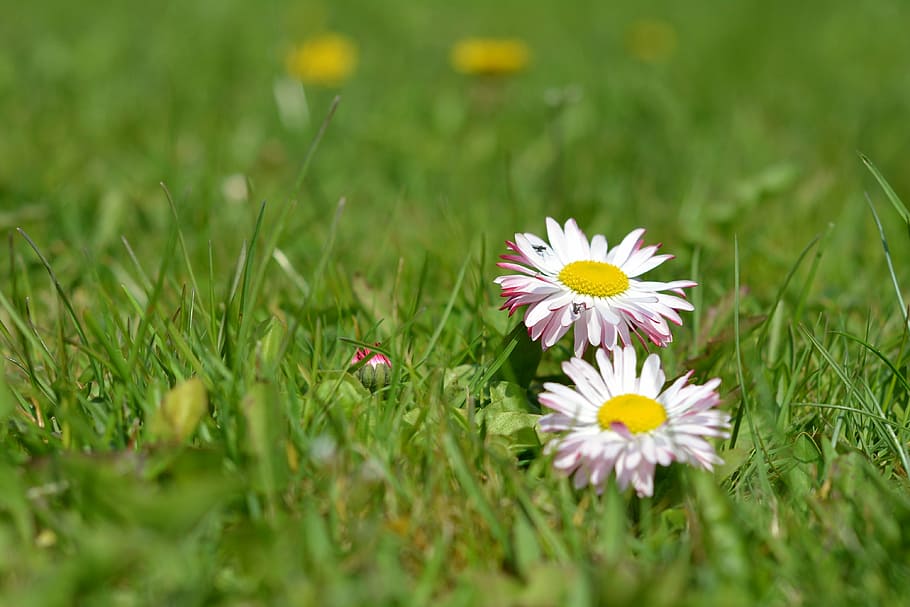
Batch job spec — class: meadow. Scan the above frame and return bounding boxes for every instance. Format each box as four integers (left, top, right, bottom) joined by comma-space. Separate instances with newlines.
3, 0, 910, 604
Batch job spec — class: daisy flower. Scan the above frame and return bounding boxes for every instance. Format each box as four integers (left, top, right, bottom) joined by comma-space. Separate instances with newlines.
538, 346, 729, 497
495, 217, 695, 357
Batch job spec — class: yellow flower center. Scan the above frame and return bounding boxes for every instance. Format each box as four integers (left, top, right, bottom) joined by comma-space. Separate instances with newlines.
597, 394, 667, 433
558, 261, 629, 298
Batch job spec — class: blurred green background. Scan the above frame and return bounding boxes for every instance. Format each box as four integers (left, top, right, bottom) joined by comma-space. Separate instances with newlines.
3, 0, 910, 297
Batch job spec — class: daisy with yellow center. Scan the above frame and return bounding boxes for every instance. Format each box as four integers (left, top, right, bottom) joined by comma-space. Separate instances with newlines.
451, 38, 530, 76
495, 217, 696, 357
539, 346, 729, 497
286, 33, 358, 87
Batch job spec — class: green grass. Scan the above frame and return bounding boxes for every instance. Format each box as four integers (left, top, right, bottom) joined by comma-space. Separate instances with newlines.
3, 0, 910, 604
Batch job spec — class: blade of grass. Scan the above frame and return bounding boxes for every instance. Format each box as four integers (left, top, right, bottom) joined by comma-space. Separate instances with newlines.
440, 432, 510, 554
729, 236, 748, 448
865, 192, 908, 329
160, 183, 204, 316
277, 197, 346, 366
293, 96, 341, 194
232, 202, 268, 375
690, 246, 702, 357
125, 223, 178, 377
800, 327, 910, 472
244, 96, 342, 323
860, 152, 910, 232
792, 223, 832, 327
16, 229, 105, 392
754, 233, 821, 346
793, 402, 908, 430
418, 256, 469, 367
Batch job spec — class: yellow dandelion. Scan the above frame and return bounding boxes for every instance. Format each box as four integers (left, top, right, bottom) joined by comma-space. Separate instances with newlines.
451, 37, 530, 76
286, 33, 358, 86
625, 19, 677, 63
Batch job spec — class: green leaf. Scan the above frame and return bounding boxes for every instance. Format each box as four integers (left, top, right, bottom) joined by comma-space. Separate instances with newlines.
255, 316, 287, 375
484, 411, 539, 436
793, 433, 822, 464
481, 382, 540, 451
511, 516, 542, 576
0, 463, 32, 541
481, 304, 511, 337
443, 364, 479, 406
242, 382, 289, 496
487, 381, 531, 413
0, 370, 15, 423
150, 377, 208, 443
444, 365, 478, 392
495, 322, 542, 388
714, 445, 751, 480
312, 371, 371, 412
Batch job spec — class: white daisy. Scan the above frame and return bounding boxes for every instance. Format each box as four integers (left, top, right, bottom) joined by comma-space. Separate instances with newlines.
494, 217, 695, 356
539, 346, 730, 497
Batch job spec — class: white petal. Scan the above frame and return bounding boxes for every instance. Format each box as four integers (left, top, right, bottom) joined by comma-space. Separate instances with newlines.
638, 353, 665, 398
562, 218, 591, 260
595, 348, 618, 395
606, 228, 645, 267
593, 300, 622, 325
631, 460, 656, 497
586, 308, 602, 347
542, 313, 571, 348
525, 297, 559, 327
573, 317, 589, 358
623, 252, 673, 278
545, 217, 570, 264
590, 234, 608, 260
618, 346, 638, 393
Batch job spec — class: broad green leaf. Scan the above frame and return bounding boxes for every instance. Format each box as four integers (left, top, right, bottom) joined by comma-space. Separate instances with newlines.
150, 377, 208, 443
444, 365, 478, 392
481, 304, 511, 337
511, 516, 541, 576
312, 371, 371, 411
484, 411, 539, 436
256, 316, 287, 374
0, 370, 14, 423
483, 411, 541, 452
242, 382, 289, 495
487, 381, 531, 413
714, 445, 751, 480
495, 322, 542, 388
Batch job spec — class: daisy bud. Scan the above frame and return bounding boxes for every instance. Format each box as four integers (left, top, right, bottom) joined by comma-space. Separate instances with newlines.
351, 344, 392, 391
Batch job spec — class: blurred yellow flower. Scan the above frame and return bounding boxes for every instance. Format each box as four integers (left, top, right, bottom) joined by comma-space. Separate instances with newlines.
451, 38, 530, 76
286, 33, 358, 86
625, 20, 677, 63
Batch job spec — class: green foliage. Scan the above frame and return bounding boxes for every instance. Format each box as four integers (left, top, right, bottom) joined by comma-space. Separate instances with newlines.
149, 378, 209, 443
2, 0, 910, 603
